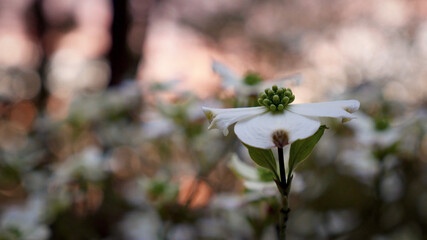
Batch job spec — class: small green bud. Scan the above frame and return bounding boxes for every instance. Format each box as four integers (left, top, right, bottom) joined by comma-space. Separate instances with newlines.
284, 90, 292, 96
258, 98, 264, 105
273, 95, 280, 104
264, 88, 269, 95
289, 95, 295, 103
259, 92, 266, 98
276, 88, 284, 95
272, 85, 278, 92
282, 97, 289, 104
243, 73, 262, 86
263, 99, 271, 106
270, 104, 277, 111
277, 104, 284, 111
267, 89, 274, 96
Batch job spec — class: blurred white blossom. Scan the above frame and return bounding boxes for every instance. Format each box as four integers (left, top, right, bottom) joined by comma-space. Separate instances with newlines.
53, 147, 106, 184
0, 196, 49, 240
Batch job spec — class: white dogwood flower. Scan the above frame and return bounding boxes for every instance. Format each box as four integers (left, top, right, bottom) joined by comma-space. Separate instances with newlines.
203, 85, 360, 149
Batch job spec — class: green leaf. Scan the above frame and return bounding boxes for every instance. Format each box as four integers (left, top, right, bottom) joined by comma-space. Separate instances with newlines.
257, 167, 275, 182
243, 143, 279, 180
288, 125, 326, 174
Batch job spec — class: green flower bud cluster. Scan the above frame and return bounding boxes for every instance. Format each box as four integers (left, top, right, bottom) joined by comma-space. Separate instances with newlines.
243, 72, 262, 86
257, 85, 295, 112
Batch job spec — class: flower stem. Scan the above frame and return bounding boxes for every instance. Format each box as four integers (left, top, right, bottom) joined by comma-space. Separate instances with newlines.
279, 195, 290, 240
277, 147, 290, 240
278, 147, 286, 186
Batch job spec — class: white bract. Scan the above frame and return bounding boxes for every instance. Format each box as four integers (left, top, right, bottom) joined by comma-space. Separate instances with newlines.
347, 111, 401, 147
203, 98, 360, 149
228, 154, 277, 194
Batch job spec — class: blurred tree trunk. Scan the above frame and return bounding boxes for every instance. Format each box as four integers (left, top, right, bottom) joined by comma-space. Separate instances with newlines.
108, 0, 131, 86
108, 0, 154, 86
31, 0, 48, 110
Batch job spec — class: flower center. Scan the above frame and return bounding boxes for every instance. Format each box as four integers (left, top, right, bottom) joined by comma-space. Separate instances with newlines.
257, 85, 295, 112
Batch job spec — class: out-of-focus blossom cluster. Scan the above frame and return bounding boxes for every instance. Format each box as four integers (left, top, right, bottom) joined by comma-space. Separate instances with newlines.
0, 0, 426, 239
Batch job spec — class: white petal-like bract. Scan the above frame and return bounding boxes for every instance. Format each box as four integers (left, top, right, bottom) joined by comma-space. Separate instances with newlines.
229, 154, 260, 181
202, 106, 267, 135
287, 100, 360, 120
234, 111, 321, 149
212, 60, 241, 88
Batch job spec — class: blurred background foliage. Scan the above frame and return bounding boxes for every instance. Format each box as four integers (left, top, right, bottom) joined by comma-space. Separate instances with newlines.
0, 0, 426, 239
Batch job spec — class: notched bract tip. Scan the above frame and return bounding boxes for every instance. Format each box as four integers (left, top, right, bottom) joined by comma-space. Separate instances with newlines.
272, 130, 289, 148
